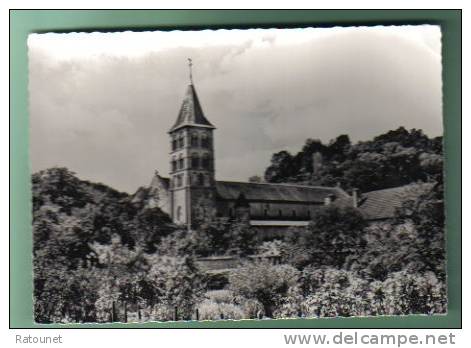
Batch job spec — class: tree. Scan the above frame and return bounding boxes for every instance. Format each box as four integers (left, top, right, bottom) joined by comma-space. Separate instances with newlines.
345, 222, 422, 282
32, 167, 93, 215
283, 205, 367, 268
91, 234, 150, 322
157, 228, 211, 257
34, 259, 101, 323
147, 255, 207, 321
379, 271, 446, 315
228, 260, 300, 317
301, 267, 369, 317
261, 127, 443, 192
339, 158, 389, 191
227, 219, 257, 256
398, 182, 445, 278
327, 134, 351, 161
264, 151, 295, 183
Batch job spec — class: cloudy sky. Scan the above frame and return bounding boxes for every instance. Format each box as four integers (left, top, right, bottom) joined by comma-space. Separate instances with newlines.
28, 25, 443, 193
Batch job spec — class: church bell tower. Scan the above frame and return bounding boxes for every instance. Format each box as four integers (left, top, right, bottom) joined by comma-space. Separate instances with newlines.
168, 59, 216, 229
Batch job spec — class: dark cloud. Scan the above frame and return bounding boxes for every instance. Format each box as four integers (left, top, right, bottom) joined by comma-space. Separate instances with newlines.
29, 26, 442, 193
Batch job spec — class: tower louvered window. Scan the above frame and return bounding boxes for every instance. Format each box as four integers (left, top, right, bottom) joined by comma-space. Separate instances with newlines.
172, 158, 177, 172
191, 154, 199, 168
202, 154, 210, 169
191, 133, 199, 147
201, 135, 209, 148
198, 173, 204, 186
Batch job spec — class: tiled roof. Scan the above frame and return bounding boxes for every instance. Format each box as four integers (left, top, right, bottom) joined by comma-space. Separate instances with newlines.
215, 181, 349, 203
355, 183, 434, 220
149, 173, 433, 221
169, 84, 215, 132
151, 175, 348, 204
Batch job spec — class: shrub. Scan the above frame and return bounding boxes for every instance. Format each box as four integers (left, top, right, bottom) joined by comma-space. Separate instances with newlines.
197, 300, 245, 320
380, 271, 447, 315
205, 290, 235, 304
238, 298, 265, 319
229, 261, 300, 318
301, 267, 369, 318
147, 255, 207, 321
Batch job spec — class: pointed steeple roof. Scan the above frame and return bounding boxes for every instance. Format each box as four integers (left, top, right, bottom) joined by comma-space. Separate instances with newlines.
169, 84, 215, 132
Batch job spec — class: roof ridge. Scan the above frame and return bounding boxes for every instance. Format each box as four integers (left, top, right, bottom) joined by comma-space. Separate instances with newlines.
216, 180, 340, 190
363, 182, 434, 195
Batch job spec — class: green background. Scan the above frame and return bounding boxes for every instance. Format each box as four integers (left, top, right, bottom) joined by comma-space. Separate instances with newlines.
10, 9, 461, 328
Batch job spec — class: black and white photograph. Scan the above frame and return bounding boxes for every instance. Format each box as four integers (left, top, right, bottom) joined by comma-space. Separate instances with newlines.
28, 26, 446, 323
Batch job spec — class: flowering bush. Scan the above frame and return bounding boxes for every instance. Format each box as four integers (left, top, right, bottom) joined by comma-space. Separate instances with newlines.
205, 290, 235, 304
197, 299, 245, 320
380, 271, 447, 315
229, 261, 300, 318
301, 267, 369, 317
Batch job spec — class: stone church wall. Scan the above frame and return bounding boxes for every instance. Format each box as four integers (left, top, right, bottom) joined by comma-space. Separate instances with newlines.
172, 188, 188, 224
216, 200, 324, 220
149, 174, 171, 215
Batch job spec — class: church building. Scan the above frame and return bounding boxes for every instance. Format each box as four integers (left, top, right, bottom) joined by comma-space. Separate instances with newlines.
144, 64, 352, 231
135, 62, 432, 233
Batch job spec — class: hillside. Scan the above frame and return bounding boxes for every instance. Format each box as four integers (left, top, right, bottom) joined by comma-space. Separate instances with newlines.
32, 167, 175, 256
264, 127, 443, 192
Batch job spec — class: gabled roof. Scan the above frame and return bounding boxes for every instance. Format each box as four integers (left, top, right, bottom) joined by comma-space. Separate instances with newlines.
169, 84, 215, 133
215, 181, 349, 203
351, 183, 434, 220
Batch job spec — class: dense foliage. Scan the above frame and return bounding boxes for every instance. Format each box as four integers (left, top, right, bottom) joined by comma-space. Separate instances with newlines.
33, 127, 445, 322
32, 168, 259, 322
264, 127, 442, 192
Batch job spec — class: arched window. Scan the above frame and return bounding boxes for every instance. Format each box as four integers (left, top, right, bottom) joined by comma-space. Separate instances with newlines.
292, 210, 296, 218
191, 133, 199, 147
278, 210, 282, 217
191, 154, 199, 169
198, 173, 205, 186
264, 209, 268, 217
202, 154, 210, 169
176, 206, 182, 221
